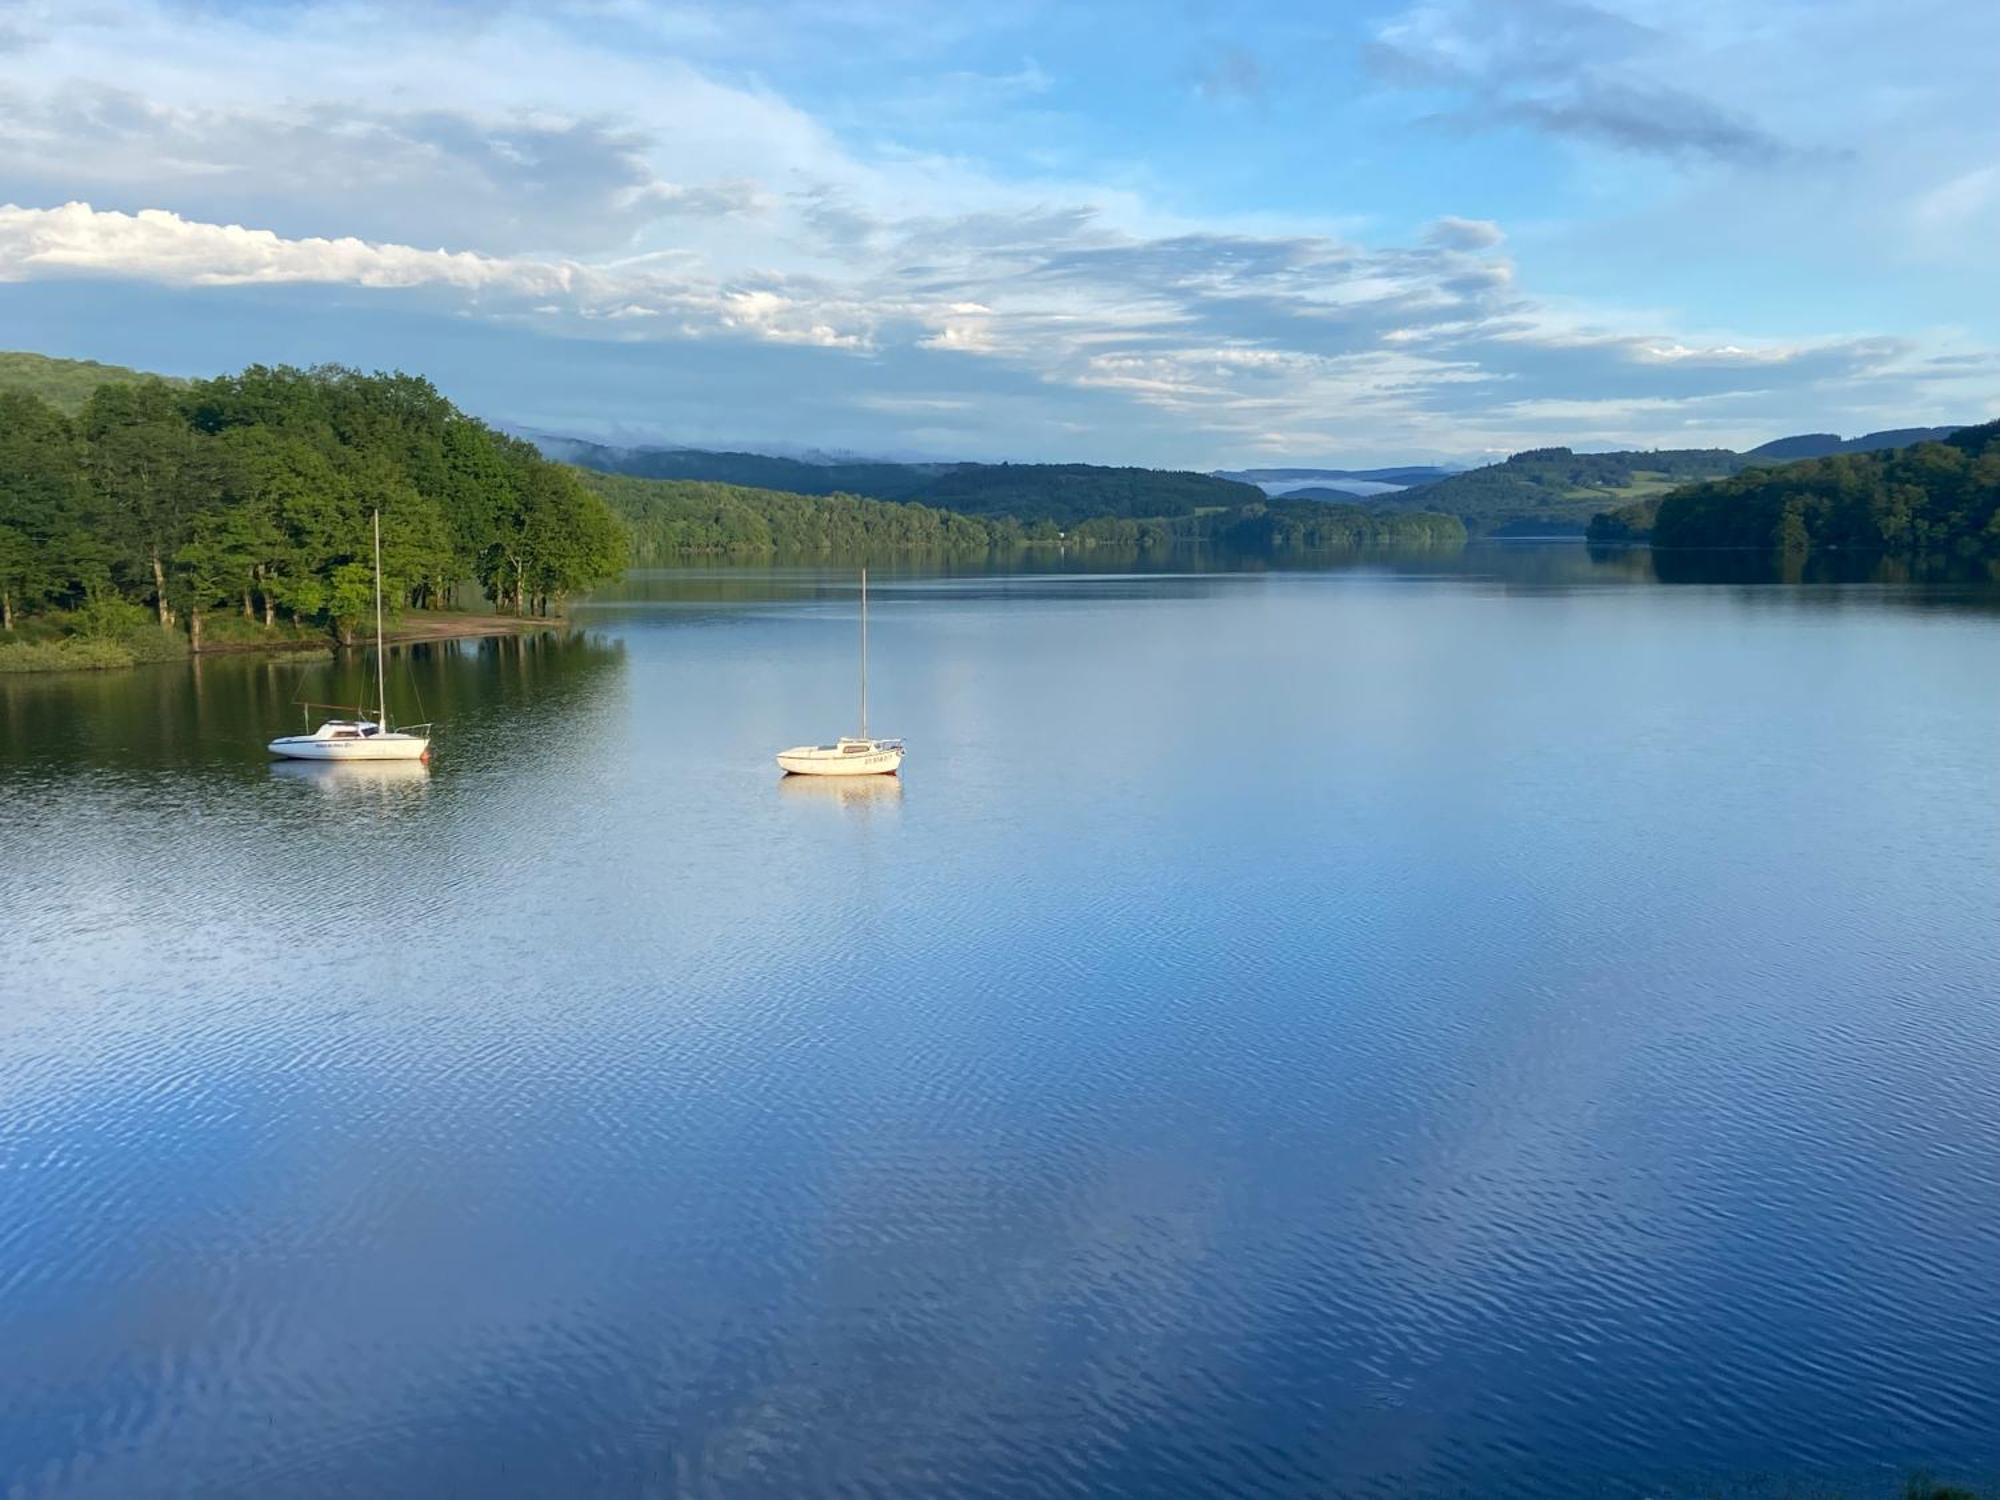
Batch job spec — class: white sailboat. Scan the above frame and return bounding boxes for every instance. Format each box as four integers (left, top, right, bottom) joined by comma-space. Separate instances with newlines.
776, 568, 904, 777
268, 511, 432, 763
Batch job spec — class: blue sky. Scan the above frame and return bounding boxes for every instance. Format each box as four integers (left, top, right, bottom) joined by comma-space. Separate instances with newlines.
1, 0, 1995, 465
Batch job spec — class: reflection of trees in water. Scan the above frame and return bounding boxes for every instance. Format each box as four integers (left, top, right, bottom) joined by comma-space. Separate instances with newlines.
0, 628, 627, 773
597, 542, 1484, 604
1638, 546, 2000, 616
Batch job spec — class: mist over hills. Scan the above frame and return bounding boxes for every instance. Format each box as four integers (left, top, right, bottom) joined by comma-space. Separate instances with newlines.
1214, 466, 1459, 498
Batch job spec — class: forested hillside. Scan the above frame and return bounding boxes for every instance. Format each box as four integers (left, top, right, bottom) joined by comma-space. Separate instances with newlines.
545, 438, 942, 501
0, 365, 627, 662
1745, 427, 1963, 461
914, 463, 1260, 524
0, 351, 181, 417
1387, 446, 1749, 534
584, 473, 1464, 557
581, 473, 1018, 557
1631, 421, 2000, 553
551, 439, 1260, 526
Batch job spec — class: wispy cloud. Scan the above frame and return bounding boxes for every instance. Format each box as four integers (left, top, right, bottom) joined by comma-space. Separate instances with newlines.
0, 197, 1953, 460
0, 84, 767, 254
1368, 0, 1800, 164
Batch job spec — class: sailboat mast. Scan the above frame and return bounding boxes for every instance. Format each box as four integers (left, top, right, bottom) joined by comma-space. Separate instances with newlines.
859, 566, 868, 740
373, 509, 387, 729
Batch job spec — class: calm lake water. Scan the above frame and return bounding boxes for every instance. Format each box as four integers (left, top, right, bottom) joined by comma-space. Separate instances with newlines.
5, 546, 2000, 1500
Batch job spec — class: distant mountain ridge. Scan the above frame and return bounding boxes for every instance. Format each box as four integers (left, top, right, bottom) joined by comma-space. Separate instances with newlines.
540, 427, 1976, 539
1746, 427, 1963, 461
539, 436, 1261, 527
1369, 429, 1973, 536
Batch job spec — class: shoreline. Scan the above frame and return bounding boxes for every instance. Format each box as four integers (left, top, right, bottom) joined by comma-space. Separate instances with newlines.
1, 612, 574, 675
194, 612, 567, 656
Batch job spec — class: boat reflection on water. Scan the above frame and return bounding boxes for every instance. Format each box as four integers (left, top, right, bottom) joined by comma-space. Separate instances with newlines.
269, 756, 433, 801
777, 771, 904, 811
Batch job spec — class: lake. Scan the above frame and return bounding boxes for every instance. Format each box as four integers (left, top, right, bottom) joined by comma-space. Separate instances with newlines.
5, 545, 2000, 1499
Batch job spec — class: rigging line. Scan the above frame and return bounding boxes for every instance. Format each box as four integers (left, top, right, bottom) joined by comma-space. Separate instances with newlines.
406, 651, 428, 728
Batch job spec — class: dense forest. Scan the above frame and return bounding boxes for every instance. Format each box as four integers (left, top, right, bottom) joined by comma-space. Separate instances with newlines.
911, 463, 1261, 525
586, 471, 1465, 558
581, 473, 1020, 557
1068, 501, 1466, 551
0, 364, 627, 662
555, 439, 1261, 526
1618, 421, 2000, 552
545, 438, 945, 503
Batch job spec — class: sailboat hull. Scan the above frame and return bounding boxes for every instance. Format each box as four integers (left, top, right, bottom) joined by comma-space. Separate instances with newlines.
776, 743, 904, 776
268, 733, 430, 762
266, 514, 437, 763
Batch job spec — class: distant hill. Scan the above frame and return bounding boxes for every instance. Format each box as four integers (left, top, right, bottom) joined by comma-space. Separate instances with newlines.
1278, 485, 1368, 503
581, 471, 1465, 556
912, 463, 1260, 526
1385, 446, 1751, 535
535, 437, 945, 501
0, 350, 184, 415
1627, 419, 2000, 553
546, 438, 1262, 528
577, 472, 1011, 556
1747, 427, 1963, 461
1590, 422, 1999, 547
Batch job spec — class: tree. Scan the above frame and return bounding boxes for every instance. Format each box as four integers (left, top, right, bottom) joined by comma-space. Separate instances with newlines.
82, 379, 205, 627
3, 361, 633, 645
0, 392, 90, 628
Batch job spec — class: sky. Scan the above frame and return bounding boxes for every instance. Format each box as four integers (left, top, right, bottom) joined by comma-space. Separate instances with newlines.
1, 0, 1996, 467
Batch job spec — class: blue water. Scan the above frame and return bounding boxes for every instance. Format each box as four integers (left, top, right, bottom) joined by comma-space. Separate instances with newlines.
4, 549, 2000, 1498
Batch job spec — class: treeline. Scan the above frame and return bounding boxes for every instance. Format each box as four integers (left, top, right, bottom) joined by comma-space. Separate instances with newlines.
585, 472, 1465, 557
0, 364, 627, 649
557, 440, 1262, 527
912, 463, 1261, 525
1594, 420, 2000, 552
1069, 502, 1466, 550
581, 473, 1018, 557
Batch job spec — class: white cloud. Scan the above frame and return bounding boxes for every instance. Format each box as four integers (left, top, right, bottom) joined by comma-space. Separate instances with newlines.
0, 201, 554, 290
4, 195, 1965, 461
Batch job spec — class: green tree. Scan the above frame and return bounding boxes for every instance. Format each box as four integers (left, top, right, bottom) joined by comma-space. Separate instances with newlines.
0, 392, 91, 628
